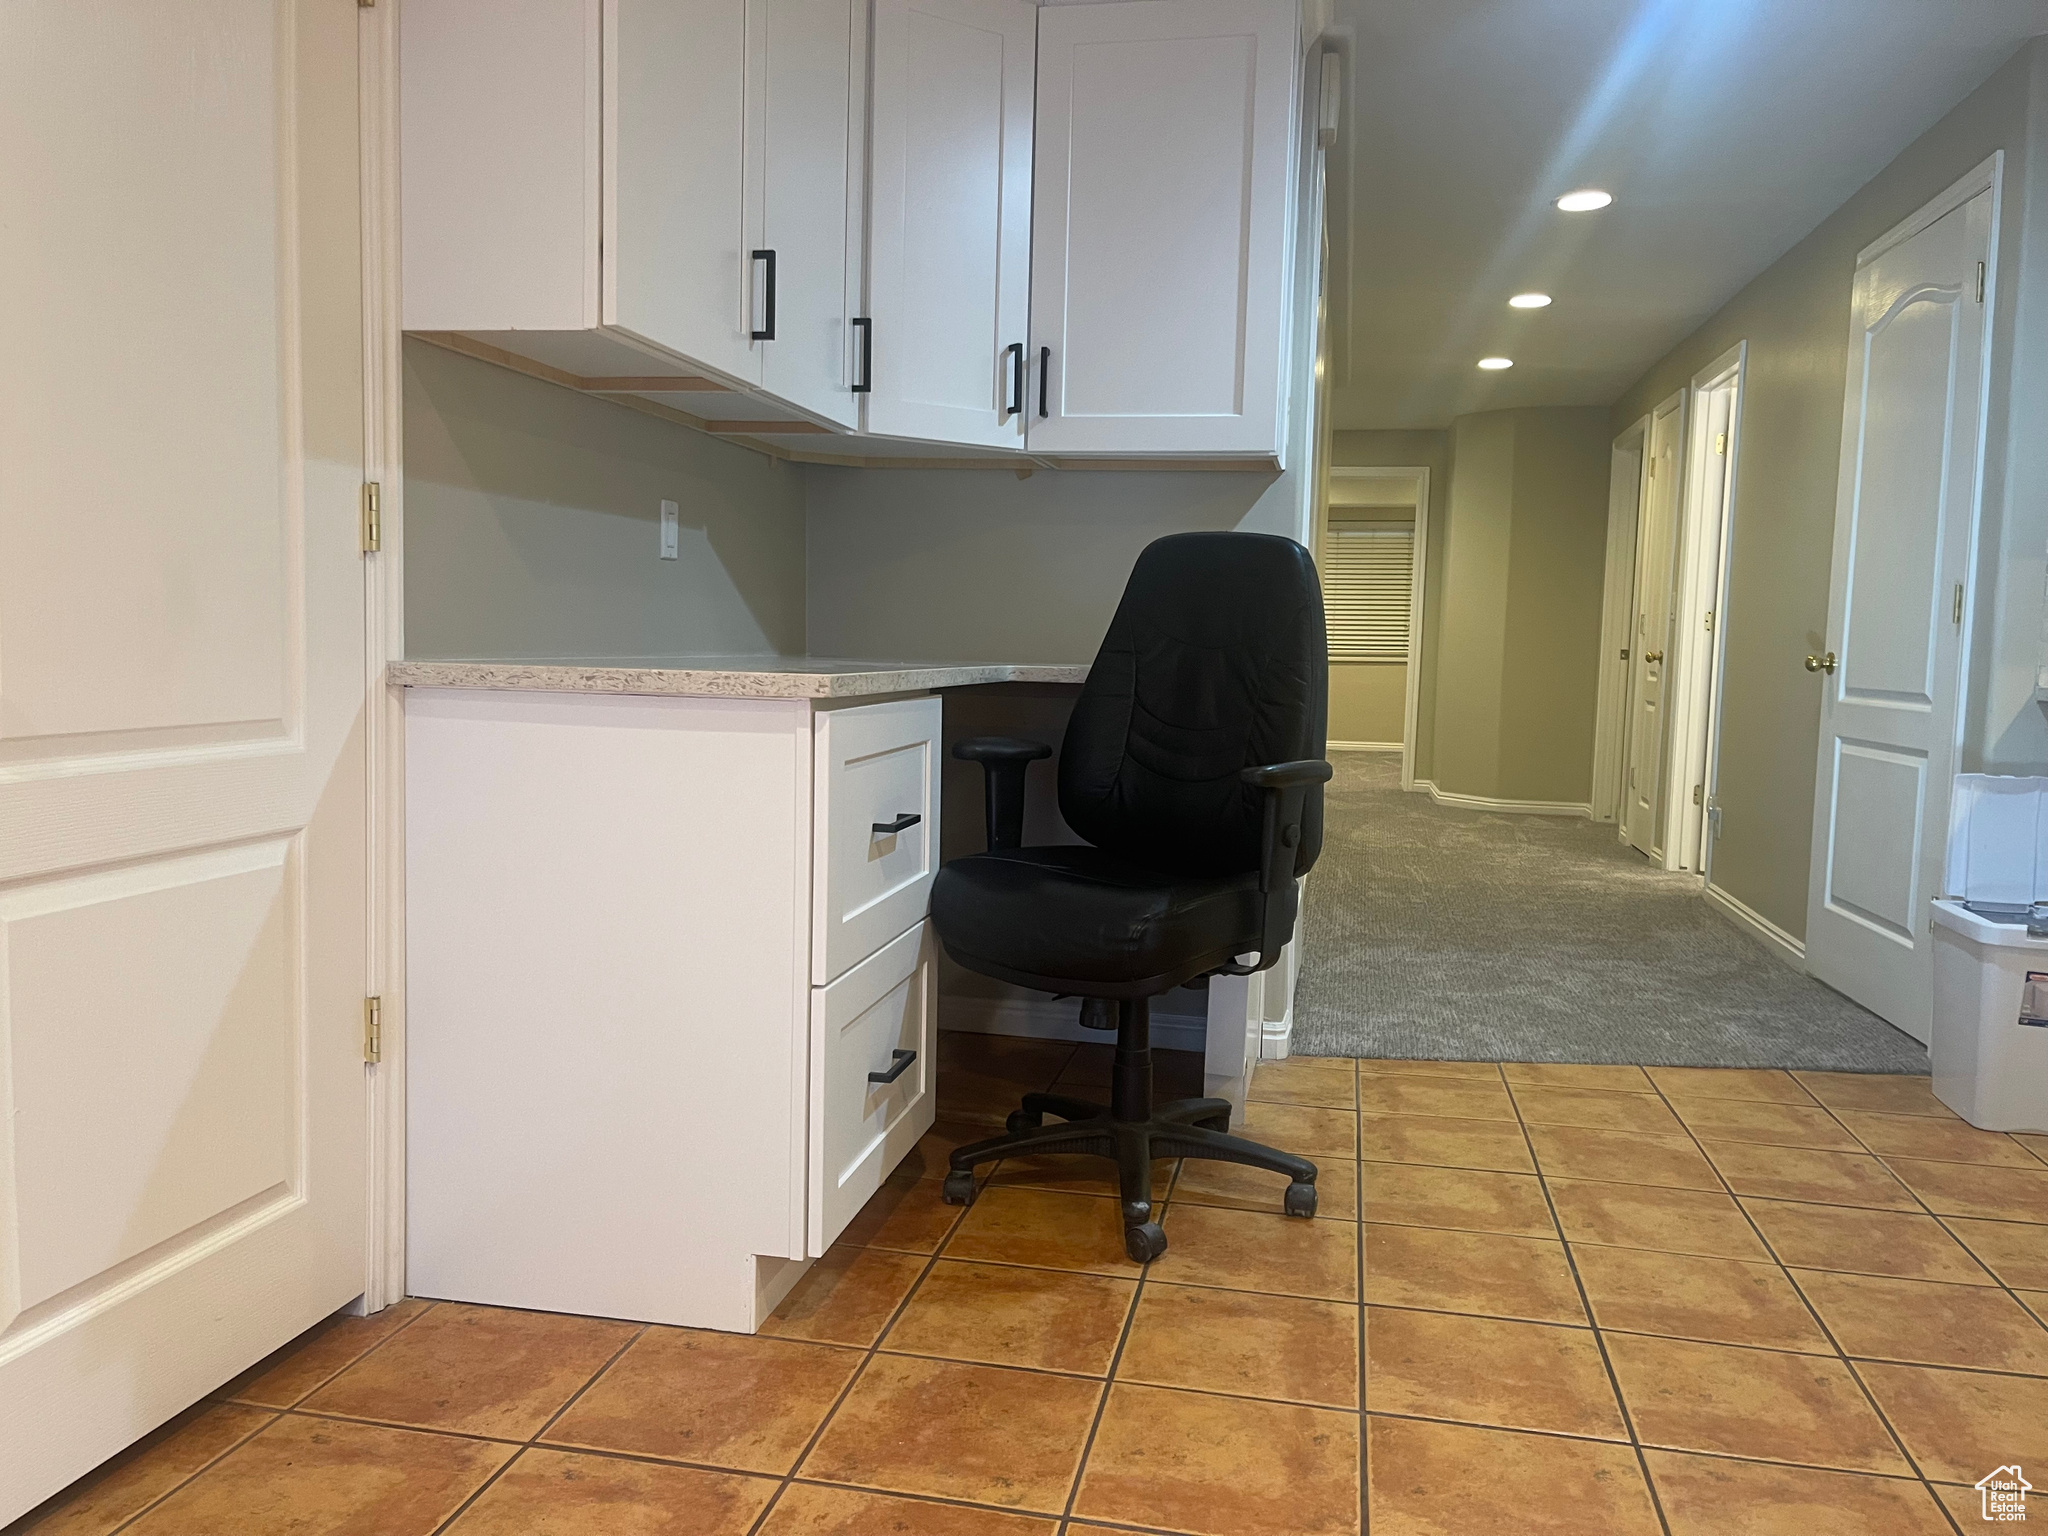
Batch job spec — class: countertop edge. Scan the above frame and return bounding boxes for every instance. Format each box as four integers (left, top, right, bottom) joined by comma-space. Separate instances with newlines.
386, 659, 1091, 700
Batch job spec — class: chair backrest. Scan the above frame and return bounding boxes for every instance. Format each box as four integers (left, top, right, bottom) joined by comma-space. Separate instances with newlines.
1059, 531, 1328, 877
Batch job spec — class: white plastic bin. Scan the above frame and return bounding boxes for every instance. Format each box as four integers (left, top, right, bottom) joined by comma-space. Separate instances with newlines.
1930, 899, 2048, 1132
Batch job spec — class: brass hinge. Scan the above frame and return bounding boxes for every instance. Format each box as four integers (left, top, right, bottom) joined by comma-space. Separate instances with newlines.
1976, 261, 1986, 304
360, 482, 381, 553
364, 996, 383, 1063
1714, 431, 1726, 455
1953, 582, 1964, 626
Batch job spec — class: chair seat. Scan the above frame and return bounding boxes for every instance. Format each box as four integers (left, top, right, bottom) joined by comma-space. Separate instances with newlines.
930, 845, 1261, 996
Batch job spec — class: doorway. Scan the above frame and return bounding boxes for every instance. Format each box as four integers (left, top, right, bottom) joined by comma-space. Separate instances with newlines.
1322, 465, 1429, 790
1617, 393, 1685, 861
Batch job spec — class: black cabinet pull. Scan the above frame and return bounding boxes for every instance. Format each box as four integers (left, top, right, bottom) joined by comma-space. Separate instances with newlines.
750, 249, 777, 340
868, 1048, 917, 1085
852, 317, 872, 393
1003, 341, 1023, 418
871, 812, 921, 836
1038, 345, 1050, 418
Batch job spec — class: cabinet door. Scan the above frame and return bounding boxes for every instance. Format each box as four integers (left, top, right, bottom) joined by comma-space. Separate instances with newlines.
864, 0, 1035, 448
1029, 0, 1299, 457
756, 0, 866, 428
606, 0, 757, 384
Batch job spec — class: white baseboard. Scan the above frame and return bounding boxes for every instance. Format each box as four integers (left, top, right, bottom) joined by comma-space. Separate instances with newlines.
942, 993, 1208, 1053
1704, 882, 1805, 967
1328, 740, 1402, 753
1261, 1002, 1293, 1060
1411, 779, 1593, 819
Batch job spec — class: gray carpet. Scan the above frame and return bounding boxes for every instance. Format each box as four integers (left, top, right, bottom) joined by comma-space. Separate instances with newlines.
1292, 753, 1930, 1071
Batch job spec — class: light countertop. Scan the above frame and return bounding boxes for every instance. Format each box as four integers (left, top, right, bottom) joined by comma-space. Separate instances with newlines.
389, 655, 1090, 700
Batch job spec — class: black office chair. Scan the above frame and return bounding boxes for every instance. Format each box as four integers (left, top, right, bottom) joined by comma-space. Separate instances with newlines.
932, 531, 1333, 1261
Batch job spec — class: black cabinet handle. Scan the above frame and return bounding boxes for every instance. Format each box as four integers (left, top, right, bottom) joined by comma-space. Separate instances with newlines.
1038, 345, 1050, 418
871, 812, 921, 836
852, 317, 872, 393
868, 1048, 917, 1085
1003, 341, 1023, 418
750, 249, 777, 340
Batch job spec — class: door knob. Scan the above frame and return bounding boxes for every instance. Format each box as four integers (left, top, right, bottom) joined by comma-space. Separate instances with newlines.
1804, 651, 1837, 674
1643, 650, 1664, 664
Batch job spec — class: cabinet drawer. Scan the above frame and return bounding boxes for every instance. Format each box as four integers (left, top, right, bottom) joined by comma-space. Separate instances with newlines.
812, 696, 941, 984
809, 922, 937, 1255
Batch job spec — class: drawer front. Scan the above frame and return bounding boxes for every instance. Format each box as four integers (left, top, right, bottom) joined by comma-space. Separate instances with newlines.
809, 921, 937, 1255
812, 695, 942, 984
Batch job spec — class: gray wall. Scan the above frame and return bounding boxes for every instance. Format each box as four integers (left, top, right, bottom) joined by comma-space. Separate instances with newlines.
403, 338, 808, 659
1612, 39, 2048, 939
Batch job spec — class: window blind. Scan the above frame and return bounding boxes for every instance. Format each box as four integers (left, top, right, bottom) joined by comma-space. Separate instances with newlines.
1323, 520, 1414, 662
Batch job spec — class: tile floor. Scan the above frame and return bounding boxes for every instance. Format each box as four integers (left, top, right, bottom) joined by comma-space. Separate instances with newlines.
14, 1037, 2048, 1536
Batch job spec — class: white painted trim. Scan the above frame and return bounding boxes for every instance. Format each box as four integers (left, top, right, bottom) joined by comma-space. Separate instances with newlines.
940, 994, 1209, 1054
1621, 389, 1689, 862
1411, 780, 1593, 819
1592, 418, 1647, 825
1859, 152, 2001, 265
1327, 464, 1428, 791
1704, 882, 1804, 968
1328, 739, 1401, 752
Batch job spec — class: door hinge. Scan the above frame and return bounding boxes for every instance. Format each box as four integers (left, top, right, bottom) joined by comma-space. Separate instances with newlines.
1693, 783, 1704, 806
1953, 582, 1964, 626
360, 481, 382, 553
1714, 431, 1726, 455
358, 0, 375, 8
364, 996, 383, 1063
1976, 261, 1986, 304
1704, 610, 1715, 632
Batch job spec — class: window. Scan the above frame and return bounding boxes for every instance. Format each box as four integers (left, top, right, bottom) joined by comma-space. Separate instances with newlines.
1322, 517, 1414, 661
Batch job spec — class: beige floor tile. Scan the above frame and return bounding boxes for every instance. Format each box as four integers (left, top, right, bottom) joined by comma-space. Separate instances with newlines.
839, 1172, 969, 1255
1668, 1097, 1861, 1152
1502, 1062, 1653, 1092
881, 1260, 1134, 1375
1837, 1109, 2042, 1168
1356, 1075, 1516, 1122
1604, 1333, 1909, 1474
1792, 1269, 2048, 1372
937, 1035, 1073, 1127
1546, 1179, 1769, 1260
1510, 1085, 1683, 1134
1357, 1112, 1536, 1173
1947, 1217, 2048, 1288
1152, 1202, 1360, 1300
1054, 1044, 1204, 1098
1700, 1141, 1917, 1210
1791, 1072, 1956, 1119
1526, 1124, 1720, 1189
1644, 1450, 1950, 1536
1117, 1283, 1358, 1408
759, 1483, 1058, 1535
545, 1328, 860, 1474
1744, 1199, 1993, 1285
1573, 1245, 1831, 1352
1364, 1307, 1624, 1438
1363, 1223, 1584, 1324
1366, 1417, 1659, 1536
1646, 1067, 1816, 1105
300, 1302, 636, 1440
943, 1187, 1149, 1276
443, 1448, 776, 1536
1357, 1057, 1502, 1078
218, 1299, 432, 1409
1248, 1056, 1357, 1109
1856, 1361, 2048, 1483
800, 1354, 1099, 1513
1883, 1157, 2048, 1221
1169, 1155, 1359, 1220
2017, 1132, 2048, 1165
2022, 1289, 2048, 1324
1234, 1100, 1360, 1157
1359, 1161, 1555, 1238
983, 1152, 1172, 1201
1074, 1383, 1360, 1536
760, 1246, 928, 1348
909, 1119, 1008, 1168
11, 1403, 275, 1536
123, 1416, 511, 1536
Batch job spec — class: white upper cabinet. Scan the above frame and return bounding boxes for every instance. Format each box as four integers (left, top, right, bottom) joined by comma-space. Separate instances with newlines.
1027, 0, 1300, 458
862, 0, 1036, 449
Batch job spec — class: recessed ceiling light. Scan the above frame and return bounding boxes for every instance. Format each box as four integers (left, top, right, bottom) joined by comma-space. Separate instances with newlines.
1509, 293, 1553, 309
1556, 189, 1613, 212
1477, 357, 1514, 370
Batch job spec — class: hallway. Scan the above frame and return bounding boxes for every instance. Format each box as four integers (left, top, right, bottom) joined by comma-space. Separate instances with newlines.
1293, 754, 1927, 1071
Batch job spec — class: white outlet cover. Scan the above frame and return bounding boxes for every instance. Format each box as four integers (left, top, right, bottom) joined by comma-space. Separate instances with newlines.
659, 499, 679, 559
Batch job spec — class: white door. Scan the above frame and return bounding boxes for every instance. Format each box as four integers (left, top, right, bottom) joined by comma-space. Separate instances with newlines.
0, 0, 370, 1519
1806, 181, 1993, 1042
1623, 396, 1684, 858
1027, 0, 1298, 457
864, 0, 1035, 448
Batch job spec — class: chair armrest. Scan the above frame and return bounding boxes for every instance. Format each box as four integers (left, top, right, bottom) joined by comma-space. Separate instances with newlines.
1236, 758, 1333, 968
954, 737, 1051, 852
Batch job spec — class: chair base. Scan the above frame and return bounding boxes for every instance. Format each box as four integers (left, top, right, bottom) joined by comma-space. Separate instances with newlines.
938, 998, 1317, 1262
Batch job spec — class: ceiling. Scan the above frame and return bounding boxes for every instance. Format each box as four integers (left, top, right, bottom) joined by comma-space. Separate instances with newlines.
1323, 0, 2048, 430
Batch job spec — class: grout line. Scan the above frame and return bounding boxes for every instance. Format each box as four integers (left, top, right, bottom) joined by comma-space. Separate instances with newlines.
1357, 1112, 1371, 1536
96, 1405, 282, 1536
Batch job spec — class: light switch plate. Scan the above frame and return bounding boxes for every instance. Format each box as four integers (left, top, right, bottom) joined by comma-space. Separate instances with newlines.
659, 499, 679, 559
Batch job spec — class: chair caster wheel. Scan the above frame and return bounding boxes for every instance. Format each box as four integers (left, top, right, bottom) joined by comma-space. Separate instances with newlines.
941, 1170, 977, 1206
1006, 1109, 1043, 1136
1283, 1180, 1317, 1218
1196, 1113, 1229, 1133
1124, 1221, 1168, 1263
